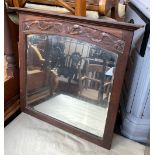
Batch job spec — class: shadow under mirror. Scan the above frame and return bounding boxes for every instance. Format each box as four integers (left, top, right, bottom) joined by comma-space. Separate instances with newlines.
26, 34, 118, 138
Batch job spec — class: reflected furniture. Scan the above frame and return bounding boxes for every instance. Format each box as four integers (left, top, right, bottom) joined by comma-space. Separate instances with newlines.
79, 47, 116, 104
79, 61, 106, 103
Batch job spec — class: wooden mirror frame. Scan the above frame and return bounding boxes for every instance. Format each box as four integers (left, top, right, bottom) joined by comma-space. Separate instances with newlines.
9, 7, 140, 149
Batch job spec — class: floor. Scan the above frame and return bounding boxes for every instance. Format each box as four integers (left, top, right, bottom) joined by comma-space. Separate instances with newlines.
5, 112, 146, 155
34, 94, 108, 137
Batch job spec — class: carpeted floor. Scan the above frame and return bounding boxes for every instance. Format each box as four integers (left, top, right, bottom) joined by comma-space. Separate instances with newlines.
5, 112, 146, 155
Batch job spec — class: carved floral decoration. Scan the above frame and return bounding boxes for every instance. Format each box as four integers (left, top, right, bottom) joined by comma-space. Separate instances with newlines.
23, 20, 125, 53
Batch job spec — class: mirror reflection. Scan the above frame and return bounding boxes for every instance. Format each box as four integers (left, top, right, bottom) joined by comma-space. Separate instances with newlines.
26, 34, 118, 137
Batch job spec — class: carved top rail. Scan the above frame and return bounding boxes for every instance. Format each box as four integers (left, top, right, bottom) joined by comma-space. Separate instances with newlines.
23, 20, 125, 53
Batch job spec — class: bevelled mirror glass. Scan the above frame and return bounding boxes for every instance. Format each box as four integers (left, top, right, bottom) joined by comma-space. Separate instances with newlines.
26, 34, 118, 138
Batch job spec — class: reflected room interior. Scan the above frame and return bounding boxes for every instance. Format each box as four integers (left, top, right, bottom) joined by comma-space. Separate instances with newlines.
26, 34, 118, 138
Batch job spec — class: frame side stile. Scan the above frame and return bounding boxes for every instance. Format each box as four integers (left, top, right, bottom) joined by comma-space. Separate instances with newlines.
19, 13, 25, 111
20, 13, 29, 112
102, 30, 134, 149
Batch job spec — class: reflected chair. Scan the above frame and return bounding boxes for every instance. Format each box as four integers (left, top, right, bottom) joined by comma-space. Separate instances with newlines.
57, 52, 82, 85
27, 44, 59, 102
27, 44, 45, 70
49, 41, 82, 94
50, 42, 82, 85
79, 59, 114, 104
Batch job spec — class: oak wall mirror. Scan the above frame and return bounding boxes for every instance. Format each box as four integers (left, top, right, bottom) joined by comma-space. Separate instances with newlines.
10, 7, 140, 149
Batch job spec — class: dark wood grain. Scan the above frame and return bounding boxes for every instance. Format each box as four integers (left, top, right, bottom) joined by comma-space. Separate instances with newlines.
4, 5, 20, 122
4, 6, 15, 77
